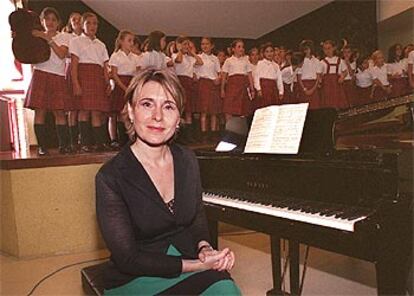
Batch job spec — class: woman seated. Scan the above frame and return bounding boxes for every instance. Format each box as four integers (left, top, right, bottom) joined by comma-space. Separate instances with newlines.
95, 68, 241, 295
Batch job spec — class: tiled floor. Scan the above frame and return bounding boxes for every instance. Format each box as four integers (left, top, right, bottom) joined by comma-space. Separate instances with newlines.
1, 229, 380, 296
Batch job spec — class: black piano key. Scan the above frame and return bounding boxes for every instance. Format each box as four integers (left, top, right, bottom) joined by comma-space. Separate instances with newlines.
334, 210, 350, 219
319, 206, 345, 217
344, 208, 371, 221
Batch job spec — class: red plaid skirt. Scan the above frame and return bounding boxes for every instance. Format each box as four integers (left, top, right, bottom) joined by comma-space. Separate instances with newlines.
64, 63, 81, 111
257, 78, 280, 108
198, 78, 221, 114
321, 74, 349, 109
356, 86, 373, 106
297, 79, 321, 109
178, 75, 195, 113
343, 80, 358, 107
389, 77, 410, 98
77, 63, 110, 112
25, 69, 69, 111
192, 79, 201, 113
111, 75, 133, 112
223, 74, 250, 116
372, 86, 390, 101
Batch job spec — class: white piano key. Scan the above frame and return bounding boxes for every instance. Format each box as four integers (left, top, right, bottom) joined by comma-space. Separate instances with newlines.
202, 192, 367, 232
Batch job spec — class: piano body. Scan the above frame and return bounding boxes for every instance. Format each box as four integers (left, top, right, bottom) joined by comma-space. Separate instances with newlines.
196, 94, 413, 295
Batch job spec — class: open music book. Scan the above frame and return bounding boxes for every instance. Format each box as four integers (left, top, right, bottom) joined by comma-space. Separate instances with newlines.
244, 103, 309, 154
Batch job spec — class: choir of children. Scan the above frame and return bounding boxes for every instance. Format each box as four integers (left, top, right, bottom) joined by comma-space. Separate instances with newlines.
24, 7, 414, 155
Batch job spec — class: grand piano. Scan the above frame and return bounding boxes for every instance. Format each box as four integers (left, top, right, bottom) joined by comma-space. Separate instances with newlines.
196, 94, 414, 296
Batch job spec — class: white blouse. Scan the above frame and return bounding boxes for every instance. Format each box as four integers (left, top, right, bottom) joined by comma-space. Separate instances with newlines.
355, 68, 373, 88
222, 56, 252, 76
69, 34, 109, 67
320, 56, 347, 75
172, 53, 196, 78
254, 59, 283, 95
370, 64, 390, 86
35, 32, 71, 76
109, 50, 141, 76
297, 56, 321, 80
195, 53, 220, 80
138, 50, 168, 70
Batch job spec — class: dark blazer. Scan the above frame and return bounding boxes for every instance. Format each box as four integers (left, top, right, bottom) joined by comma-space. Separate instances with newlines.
95, 143, 211, 289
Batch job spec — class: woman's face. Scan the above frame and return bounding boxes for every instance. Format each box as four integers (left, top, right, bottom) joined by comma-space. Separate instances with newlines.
129, 81, 180, 146
70, 13, 82, 34
42, 13, 59, 32
83, 16, 98, 37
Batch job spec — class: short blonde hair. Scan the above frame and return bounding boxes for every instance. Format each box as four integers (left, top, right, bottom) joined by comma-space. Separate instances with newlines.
121, 68, 185, 142
371, 50, 383, 62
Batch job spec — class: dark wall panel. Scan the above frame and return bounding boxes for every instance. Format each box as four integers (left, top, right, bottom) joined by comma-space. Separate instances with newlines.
256, 0, 377, 57
27, 0, 254, 54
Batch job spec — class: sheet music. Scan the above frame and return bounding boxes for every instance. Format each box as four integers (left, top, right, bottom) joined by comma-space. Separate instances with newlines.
244, 103, 309, 154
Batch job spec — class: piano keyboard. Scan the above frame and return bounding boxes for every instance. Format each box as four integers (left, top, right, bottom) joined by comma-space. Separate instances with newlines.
202, 191, 370, 232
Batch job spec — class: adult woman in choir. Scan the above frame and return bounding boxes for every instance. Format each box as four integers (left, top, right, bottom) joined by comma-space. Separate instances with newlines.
296, 40, 322, 109
25, 7, 72, 155
387, 43, 409, 98
196, 37, 222, 142
221, 39, 255, 122
320, 40, 349, 109
70, 12, 111, 152
370, 50, 392, 101
95, 68, 241, 295
63, 12, 83, 151
254, 43, 284, 108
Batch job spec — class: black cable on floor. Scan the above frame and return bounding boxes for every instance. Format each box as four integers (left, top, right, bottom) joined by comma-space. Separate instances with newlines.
26, 256, 109, 296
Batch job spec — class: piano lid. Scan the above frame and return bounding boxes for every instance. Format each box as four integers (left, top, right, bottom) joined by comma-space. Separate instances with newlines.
335, 94, 414, 150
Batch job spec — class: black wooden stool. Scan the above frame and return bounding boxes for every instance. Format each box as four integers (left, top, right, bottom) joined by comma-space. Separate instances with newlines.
81, 261, 109, 296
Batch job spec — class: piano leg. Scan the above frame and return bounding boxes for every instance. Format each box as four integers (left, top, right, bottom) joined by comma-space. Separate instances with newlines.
267, 235, 283, 296
375, 201, 412, 296
207, 218, 218, 249
289, 240, 300, 296
375, 253, 407, 295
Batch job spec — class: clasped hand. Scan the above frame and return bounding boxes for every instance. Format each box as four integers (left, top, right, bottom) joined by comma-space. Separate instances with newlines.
198, 247, 235, 272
